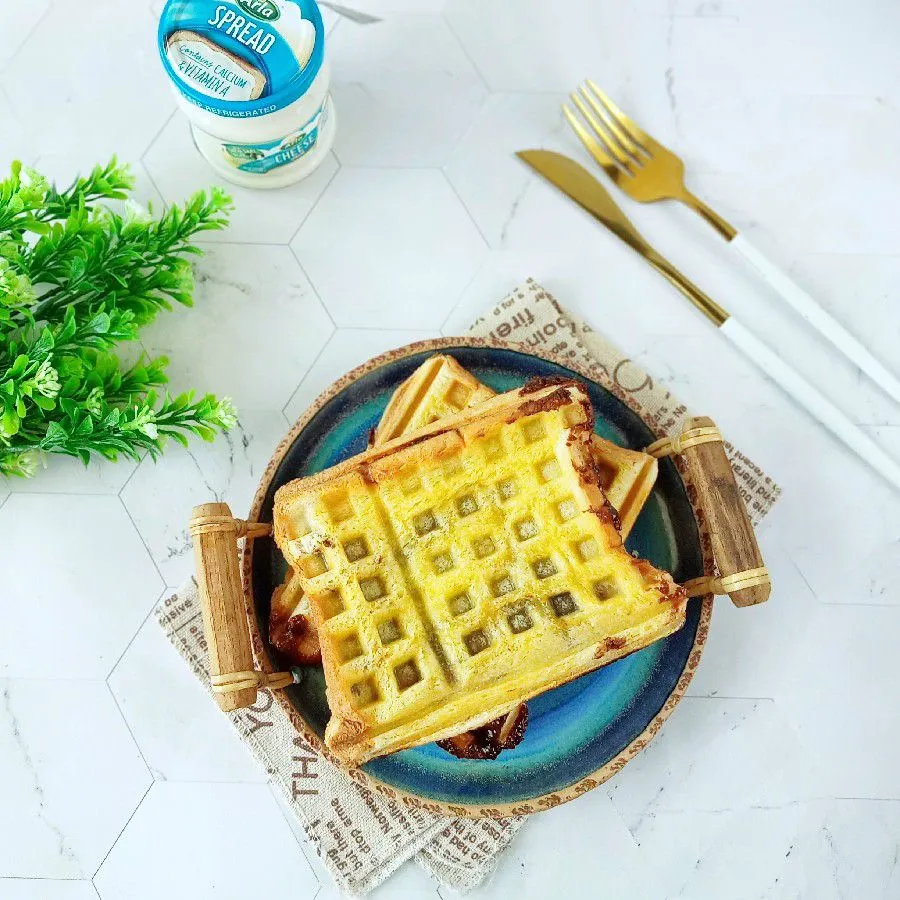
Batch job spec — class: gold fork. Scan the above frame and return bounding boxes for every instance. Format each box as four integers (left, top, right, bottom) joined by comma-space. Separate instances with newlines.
562, 80, 900, 405
564, 79, 735, 239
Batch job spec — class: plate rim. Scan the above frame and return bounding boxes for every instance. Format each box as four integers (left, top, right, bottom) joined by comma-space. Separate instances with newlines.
242, 336, 715, 818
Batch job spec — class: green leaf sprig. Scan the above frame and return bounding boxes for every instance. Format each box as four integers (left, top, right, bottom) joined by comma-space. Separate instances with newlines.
0, 158, 236, 477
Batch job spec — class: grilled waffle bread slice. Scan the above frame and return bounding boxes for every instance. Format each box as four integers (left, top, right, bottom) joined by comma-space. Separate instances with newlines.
274, 380, 686, 765
270, 356, 656, 670
378, 355, 656, 536
373, 353, 496, 444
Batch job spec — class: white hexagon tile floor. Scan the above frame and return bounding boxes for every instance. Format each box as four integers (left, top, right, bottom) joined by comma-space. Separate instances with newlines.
2, 882, 101, 900
93, 783, 320, 899
328, 14, 487, 168
291, 167, 487, 328
120, 407, 294, 587
1, 495, 164, 679
443, 93, 608, 252
3, 0, 175, 163
3, 0, 900, 897
107, 616, 266, 784
0, 679, 151, 879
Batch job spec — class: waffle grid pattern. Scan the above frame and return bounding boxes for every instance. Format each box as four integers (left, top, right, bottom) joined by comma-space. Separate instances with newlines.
377, 358, 496, 441
289, 405, 668, 737
377, 355, 655, 535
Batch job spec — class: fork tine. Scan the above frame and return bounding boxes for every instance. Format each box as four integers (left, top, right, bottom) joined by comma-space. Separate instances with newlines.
570, 94, 635, 174
579, 83, 645, 161
585, 79, 651, 153
562, 104, 625, 178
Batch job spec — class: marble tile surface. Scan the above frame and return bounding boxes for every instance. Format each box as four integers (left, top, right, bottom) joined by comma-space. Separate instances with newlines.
292, 167, 487, 327
108, 616, 265, 784
283, 326, 438, 423
0, 679, 151, 879
93, 783, 318, 898
457, 789, 665, 899
120, 407, 291, 586
329, 15, 486, 167
139, 243, 334, 409
444, 93, 596, 251
0, 84, 37, 171
1, 880, 100, 900
2, 0, 899, 896
3, 0, 174, 163
0, 495, 164, 679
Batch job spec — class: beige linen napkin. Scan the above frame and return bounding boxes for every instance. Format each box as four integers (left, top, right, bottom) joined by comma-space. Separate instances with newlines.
157, 280, 781, 896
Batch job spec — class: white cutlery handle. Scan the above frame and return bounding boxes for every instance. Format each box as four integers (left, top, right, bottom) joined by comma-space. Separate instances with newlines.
720, 317, 900, 491
731, 233, 900, 404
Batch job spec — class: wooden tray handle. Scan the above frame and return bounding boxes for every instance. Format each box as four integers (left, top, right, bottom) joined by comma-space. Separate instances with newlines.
189, 502, 294, 711
646, 417, 770, 607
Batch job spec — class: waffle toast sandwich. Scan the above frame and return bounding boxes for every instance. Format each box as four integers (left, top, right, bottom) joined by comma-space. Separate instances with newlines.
377, 355, 658, 537
270, 355, 657, 668
273, 379, 686, 765
373, 354, 496, 444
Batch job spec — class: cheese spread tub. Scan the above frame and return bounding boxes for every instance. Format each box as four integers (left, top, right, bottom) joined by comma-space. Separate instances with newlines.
158, 0, 335, 188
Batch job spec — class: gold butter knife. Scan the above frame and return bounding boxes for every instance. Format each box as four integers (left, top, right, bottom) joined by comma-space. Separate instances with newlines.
517, 149, 900, 491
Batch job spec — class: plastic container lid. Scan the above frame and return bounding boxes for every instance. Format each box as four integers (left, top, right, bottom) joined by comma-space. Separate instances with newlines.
158, 0, 325, 118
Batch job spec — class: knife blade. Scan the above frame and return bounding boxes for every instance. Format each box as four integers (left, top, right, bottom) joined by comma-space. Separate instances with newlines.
517, 148, 728, 327
516, 149, 651, 256
516, 148, 900, 491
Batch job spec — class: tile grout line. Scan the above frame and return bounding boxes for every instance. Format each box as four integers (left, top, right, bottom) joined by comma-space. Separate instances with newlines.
437, 83, 491, 166
280, 327, 339, 415
439, 255, 490, 335
440, 11, 491, 94
0, 0, 55, 76
196, 238, 314, 247
104, 680, 156, 784
605, 788, 645, 855
323, 324, 442, 333
0, 876, 91, 882
117, 494, 169, 592
285, 154, 343, 247
326, 13, 342, 40
139, 107, 179, 208
287, 247, 337, 332
439, 167, 491, 249
91, 781, 155, 881
105, 586, 169, 682
787, 556, 818, 601
265, 782, 324, 890
282, 162, 458, 172
3, 488, 129, 499
303, 161, 470, 171
305, 324, 443, 334
116, 450, 150, 497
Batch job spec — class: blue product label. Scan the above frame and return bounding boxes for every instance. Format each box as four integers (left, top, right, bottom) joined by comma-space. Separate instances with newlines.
221, 97, 328, 173
159, 0, 324, 117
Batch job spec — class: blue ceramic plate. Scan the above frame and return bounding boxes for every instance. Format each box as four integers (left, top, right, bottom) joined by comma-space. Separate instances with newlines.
247, 340, 708, 814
